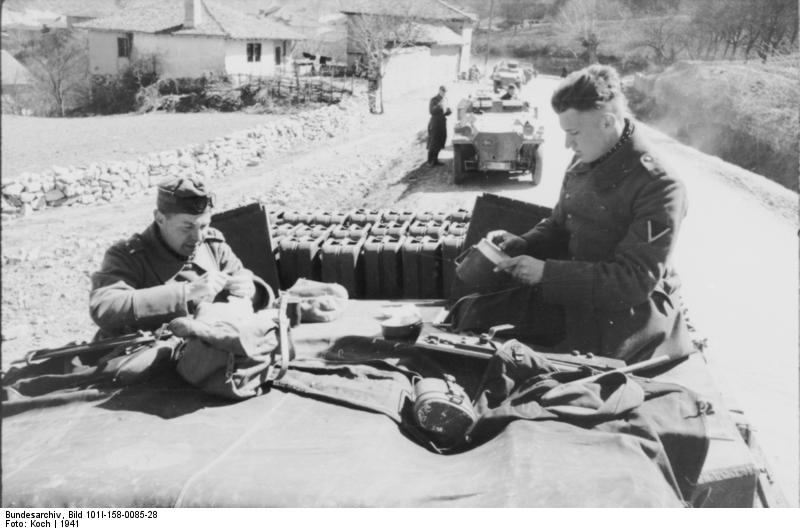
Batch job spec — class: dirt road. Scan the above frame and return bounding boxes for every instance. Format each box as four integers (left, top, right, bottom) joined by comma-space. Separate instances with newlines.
1, 76, 796, 503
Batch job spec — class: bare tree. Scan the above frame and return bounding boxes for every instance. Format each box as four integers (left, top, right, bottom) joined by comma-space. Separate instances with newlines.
346, 4, 423, 114
553, 0, 628, 65
687, 0, 797, 61
752, 0, 798, 60
14, 29, 89, 116
636, 15, 689, 66
500, 0, 529, 35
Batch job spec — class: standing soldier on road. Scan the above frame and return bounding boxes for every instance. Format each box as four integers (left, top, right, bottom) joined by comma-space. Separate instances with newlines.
455, 64, 692, 363
90, 177, 267, 338
427, 85, 451, 167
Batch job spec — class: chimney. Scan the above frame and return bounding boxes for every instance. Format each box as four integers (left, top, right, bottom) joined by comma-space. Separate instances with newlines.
184, 0, 203, 29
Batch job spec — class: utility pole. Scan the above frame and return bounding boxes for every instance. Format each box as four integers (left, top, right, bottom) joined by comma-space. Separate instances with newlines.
484, 0, 495, 70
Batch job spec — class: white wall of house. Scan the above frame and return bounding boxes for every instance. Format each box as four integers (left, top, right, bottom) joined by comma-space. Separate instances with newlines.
430, 44, 460, 82
136, 34, 226, 78
87, 31, 226, 77
224, 39, 290, 78
382, 47, 430, 98
87, 31, 132, 75
88, 32, 297, 79
381, 45, 460, 99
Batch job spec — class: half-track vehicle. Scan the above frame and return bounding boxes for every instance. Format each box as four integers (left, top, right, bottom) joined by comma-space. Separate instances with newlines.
451, 91, 545, 185
491, 60, 526, 92
3, 197, 785, 508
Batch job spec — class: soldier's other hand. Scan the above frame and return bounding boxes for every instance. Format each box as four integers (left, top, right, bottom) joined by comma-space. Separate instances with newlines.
486, 230, 527, 256
225, 272, 256, 299
494, 256, 544, 285
186, 271, 229, 302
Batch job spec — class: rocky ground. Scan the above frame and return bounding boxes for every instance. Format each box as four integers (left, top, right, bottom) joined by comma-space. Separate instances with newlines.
1, 76, 797, 504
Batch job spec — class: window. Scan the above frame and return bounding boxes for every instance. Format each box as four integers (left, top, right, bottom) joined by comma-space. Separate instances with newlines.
274, 46, 282, 65
117, 33, 132, 58
246, 42, 262, 63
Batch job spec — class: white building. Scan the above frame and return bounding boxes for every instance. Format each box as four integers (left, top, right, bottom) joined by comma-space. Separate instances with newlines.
338, 0, 476, 95
78, 0, 305, 80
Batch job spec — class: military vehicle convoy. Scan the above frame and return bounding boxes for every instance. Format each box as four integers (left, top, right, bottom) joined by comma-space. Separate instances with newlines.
491, 60, 527, 92
451, 91, 545, 185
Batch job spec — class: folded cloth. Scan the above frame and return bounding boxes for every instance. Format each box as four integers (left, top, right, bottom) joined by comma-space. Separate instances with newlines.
1, 337, 179, 413
169, 301, 278, 358
287, 278, 349, 323
169, 301, 281, 399
468, 339, 709, 502
469, 340, 643, 440
286, 278, 348, 299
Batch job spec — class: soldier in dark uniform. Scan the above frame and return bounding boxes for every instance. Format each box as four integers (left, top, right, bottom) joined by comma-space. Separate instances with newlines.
467, 64, 692, 362
427, 85, 451, 167
90, 177, 263, 338
500, 84, 518, 100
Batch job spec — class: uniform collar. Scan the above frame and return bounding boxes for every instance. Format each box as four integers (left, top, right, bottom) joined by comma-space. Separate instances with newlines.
141, 223, 217, 283
566, 122, 650, 190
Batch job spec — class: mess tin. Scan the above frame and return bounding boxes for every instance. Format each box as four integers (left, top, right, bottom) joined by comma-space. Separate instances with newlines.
454, 237, 510, 286
413, 375, 477, 446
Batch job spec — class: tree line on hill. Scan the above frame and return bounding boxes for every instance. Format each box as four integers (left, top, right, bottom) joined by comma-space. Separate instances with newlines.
469, 0, 797, 68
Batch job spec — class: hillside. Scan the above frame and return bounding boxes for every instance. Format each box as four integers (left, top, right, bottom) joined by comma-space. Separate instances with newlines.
627, 57, 800, 191
473, 17, 668, 74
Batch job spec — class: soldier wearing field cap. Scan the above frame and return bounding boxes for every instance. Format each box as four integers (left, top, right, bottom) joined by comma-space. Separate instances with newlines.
90, 177, 262, 338
427, 85, 451, 167
460, 64, 692, 363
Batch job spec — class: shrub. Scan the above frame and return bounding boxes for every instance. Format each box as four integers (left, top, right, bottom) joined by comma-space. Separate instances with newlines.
623, 79, 659, 121
134, 83, 162, 113
638, 60, 799, 190
89, 56, 160, 114
89, 73, 139, 114
619, 53, 653, 75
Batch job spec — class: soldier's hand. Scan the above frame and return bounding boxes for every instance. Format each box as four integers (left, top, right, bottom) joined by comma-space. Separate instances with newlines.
494, 256, 545, 285
186, 271, 229, 302
225, 272, 256, 299
486, 230, 527, 256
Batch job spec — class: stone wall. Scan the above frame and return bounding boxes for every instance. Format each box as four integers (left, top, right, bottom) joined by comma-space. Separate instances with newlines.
1, 97, 367, 219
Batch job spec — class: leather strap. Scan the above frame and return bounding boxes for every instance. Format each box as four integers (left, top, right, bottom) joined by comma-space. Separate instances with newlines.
269, 295, 295, 381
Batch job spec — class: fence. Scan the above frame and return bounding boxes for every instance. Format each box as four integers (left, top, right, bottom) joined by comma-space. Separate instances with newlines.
230, 72, 358, 104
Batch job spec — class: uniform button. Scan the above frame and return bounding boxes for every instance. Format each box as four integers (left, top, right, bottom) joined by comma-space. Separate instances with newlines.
565, 193, 571, 199
567, 213, 573, 219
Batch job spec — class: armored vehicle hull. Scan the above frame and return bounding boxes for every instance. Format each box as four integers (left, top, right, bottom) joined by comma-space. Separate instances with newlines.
452, 95, 544, 185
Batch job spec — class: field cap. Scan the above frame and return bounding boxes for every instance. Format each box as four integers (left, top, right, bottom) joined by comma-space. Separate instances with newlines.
156, 176, 215, 215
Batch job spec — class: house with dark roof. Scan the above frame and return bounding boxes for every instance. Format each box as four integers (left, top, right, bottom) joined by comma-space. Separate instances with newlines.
77, 0, 305, 79
267, 2, 349, 67
1, 49, 35, 89
338, 0, 476, 94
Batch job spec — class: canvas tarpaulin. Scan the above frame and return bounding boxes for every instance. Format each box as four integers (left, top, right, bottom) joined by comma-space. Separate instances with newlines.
2, 301, 703, 507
